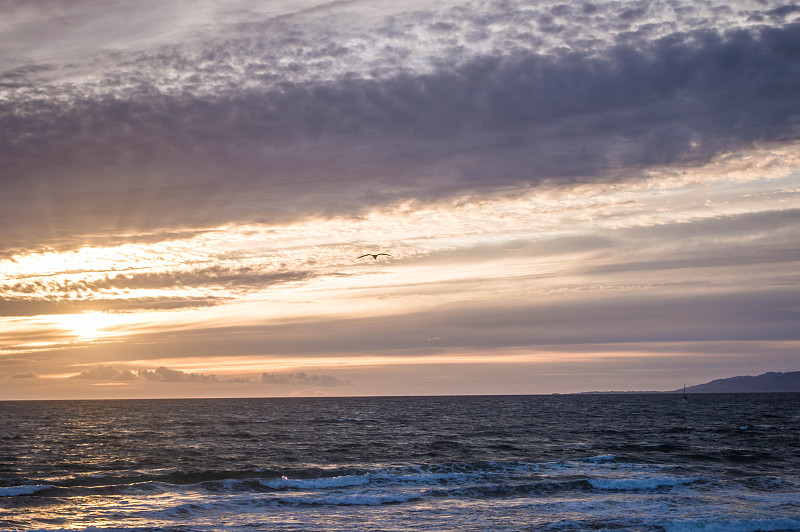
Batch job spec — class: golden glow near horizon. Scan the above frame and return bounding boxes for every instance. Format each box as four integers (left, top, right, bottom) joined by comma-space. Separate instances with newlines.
48, 312, 137, 340
1, 145, 799, 397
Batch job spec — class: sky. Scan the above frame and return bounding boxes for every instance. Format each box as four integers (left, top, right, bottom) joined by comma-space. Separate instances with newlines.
0, 0, 798, 400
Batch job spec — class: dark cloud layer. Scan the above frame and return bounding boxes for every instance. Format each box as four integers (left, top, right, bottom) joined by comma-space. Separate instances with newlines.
2, 23, 798, 250
589, 208, 800, 274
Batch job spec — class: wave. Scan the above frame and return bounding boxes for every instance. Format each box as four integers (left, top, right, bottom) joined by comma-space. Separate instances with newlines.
271, 491, 423, 507
258, 473, 371, 490
8, 455, 798, 531
8, 455, 688, 499
3, 455, 692, 502
589, 476, 697, 491
161, 457, 705, 507
583, 454, 616, 462
0, 484, 54, 496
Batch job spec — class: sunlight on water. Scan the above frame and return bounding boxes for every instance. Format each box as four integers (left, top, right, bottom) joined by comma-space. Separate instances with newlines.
1, 395, 798, 531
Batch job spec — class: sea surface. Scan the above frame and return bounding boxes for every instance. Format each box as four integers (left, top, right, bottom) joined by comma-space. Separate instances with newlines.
1, 394, 799, 531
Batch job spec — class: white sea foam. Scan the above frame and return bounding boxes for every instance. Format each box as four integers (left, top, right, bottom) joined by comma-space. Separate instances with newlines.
0, 484, 53, 496
259, 469, 473, 491
260, 474, 371, 490
589, 476, 693, 491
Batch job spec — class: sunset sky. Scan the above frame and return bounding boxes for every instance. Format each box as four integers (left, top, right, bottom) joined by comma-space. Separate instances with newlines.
1, 0, 798, 399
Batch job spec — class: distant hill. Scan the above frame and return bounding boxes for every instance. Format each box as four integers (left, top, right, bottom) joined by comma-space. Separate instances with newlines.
679, 371, 800, 393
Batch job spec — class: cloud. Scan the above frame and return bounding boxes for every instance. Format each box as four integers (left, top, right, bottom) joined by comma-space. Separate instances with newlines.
1, 1, 798, 399
65, 365, 349, 386
138, 286, 799, 357
2, 22, 799, 250
586, 208, 800, 274
0, 268, 313, 316
0, 297, 222, 317
261, 371, 351, 386
10, 372, 37, 379
619, 208, 800, 241
70, 365, 138, 381
225, 377, 254, 384
765, 4, 800, 22
68, 364, 219, 383
87, 267, 313, 291
138, 366, 218, 382
586, 248, 800, 275
0, 229, 214, 259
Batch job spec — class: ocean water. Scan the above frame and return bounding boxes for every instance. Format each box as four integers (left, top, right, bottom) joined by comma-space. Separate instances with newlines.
1, 394, 799, 532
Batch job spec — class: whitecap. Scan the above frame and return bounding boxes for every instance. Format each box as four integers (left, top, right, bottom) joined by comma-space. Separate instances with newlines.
0, 484, 53, 496
589, 476, 694, 491
260, 474, 371, 490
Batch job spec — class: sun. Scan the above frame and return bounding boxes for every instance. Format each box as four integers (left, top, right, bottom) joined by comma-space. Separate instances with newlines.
51, 312, 127, 339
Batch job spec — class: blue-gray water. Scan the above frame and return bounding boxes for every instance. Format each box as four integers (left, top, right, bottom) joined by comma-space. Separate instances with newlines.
1, 394, 799, 531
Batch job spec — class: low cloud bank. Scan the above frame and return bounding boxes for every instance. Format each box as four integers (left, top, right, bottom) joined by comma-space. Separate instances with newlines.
70, 366, 138, 381
138, 366, 217, 383
261, 372, 351, 386
66, 365, 350, 386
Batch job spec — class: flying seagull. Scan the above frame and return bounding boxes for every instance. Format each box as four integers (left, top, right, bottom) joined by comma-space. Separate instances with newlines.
358, 253, 391, 260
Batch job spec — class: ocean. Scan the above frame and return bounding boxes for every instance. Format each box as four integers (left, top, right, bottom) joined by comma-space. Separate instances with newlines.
1, 394, 799, 531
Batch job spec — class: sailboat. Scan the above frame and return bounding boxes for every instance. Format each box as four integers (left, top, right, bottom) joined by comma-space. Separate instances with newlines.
681, 384, 688, 402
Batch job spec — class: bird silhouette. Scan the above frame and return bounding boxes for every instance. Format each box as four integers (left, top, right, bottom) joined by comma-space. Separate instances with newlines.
358, 253, 391, 260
